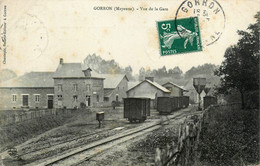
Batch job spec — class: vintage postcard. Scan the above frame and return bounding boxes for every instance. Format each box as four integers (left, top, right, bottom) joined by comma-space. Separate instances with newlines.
0, 0, 259, 165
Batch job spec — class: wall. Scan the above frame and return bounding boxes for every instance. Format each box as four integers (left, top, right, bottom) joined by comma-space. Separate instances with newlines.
0, 108, 74, 126
0, 88, 54, 110
54, 78, 104, 108
163, 83, 183, 97
105, 76, 128, 103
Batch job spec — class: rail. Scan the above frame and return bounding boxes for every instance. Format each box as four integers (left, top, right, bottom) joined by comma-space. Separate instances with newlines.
24, 108, 193, 166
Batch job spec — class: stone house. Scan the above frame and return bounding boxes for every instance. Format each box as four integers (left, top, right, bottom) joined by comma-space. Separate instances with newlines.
126, 77, 170, 108
0, 72, 54, 110
162, 82, 188, 97
99, 74, 128, 105
53, 59, 105, 108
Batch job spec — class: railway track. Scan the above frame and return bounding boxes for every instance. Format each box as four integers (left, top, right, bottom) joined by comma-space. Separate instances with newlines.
20, 127, 117, 157
24, 108, 193, 166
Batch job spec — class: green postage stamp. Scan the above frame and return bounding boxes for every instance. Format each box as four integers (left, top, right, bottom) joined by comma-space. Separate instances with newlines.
157, 17, 202, 56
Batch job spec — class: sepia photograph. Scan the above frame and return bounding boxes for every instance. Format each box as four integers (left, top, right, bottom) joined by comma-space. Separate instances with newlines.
0, 0, 259, 165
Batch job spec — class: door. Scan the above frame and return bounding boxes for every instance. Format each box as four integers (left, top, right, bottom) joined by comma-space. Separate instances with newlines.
22, 95, 29, 107
86, 96, 91, 106
116, 94, 119, 102
48, 95, 54, 109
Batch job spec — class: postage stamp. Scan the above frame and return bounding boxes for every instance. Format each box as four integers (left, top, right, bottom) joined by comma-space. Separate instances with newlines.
157, 17, 202, 56
175, 0, 225, 46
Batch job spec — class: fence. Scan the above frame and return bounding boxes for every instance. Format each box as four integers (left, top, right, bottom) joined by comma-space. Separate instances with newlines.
155, 112, 203, 166
0, 109, 77, 126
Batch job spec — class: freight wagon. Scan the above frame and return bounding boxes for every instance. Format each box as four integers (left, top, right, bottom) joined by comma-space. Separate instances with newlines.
124, 98, 150, 123
157, 97, 172, 115
171, 97, 179, 111
157, 96, 190, 115
182, 96, 190, 108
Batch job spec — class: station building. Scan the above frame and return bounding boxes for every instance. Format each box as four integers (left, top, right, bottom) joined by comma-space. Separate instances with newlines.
53, 59, 105, 108
0, 72, 55, 110
0, 58, 129, 110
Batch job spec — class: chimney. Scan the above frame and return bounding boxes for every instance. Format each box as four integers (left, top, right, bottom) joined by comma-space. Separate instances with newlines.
145, 76, 154, 82
83, 68, 92, 77
60, 58, 63, 64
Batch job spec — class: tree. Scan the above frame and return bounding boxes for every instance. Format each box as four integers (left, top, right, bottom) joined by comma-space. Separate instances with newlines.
168, 66, 183, 79
184, 64, 217, 80
124, 66, 135, 81
215, 12, 259, 109
156, 66, 167, 78
138, 67, 146, 81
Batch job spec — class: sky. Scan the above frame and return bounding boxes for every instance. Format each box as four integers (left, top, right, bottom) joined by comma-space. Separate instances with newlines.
0, 0, 259, 75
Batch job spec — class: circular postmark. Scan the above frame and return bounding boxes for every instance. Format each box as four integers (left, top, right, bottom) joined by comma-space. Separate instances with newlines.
175, 0, 225, 46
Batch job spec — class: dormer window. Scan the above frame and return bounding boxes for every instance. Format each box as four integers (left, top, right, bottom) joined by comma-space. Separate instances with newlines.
82, 68, 92, 77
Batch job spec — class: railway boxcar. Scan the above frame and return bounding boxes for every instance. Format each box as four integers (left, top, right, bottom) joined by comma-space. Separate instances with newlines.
182, 96, 190, 108
175, 97, 180, 109
124, 98, 150, 123
171, 97, 179, 112
157, 97, 172, 114
179, 96, 183, 109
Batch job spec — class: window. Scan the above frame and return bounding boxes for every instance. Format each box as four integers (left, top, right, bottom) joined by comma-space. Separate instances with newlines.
116, 94, 119, 102
73, 95, 77, 102
73, 84, 78, 91
12, 94, 17, 102
58, 84, 62, 91
34, 95, 40, 102
166, 87, 172, 91
118, 87, 119, 90
22, 95, 29, 106
48, 95, 54, 100
97, 95, 99, 102
86, 84, 91, 91
104, 97, 109, 102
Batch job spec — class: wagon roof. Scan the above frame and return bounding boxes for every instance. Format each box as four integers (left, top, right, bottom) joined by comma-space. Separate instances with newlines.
127, 79, 170, 93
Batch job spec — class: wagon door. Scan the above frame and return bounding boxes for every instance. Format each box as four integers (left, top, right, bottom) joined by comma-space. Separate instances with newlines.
146, 98, 150, 116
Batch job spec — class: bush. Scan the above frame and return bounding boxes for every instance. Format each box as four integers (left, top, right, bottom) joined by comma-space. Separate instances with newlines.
198, 105, 259, 165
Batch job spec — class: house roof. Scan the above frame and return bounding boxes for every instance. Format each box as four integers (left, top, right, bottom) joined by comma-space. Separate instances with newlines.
53, 63, 104, 79
128, 81, 140, 90
162, 82, 188, 92
104, 89, 114, 97
0, 72, 54, 88
99, 74, 128, 89
127, 79, 170, 93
